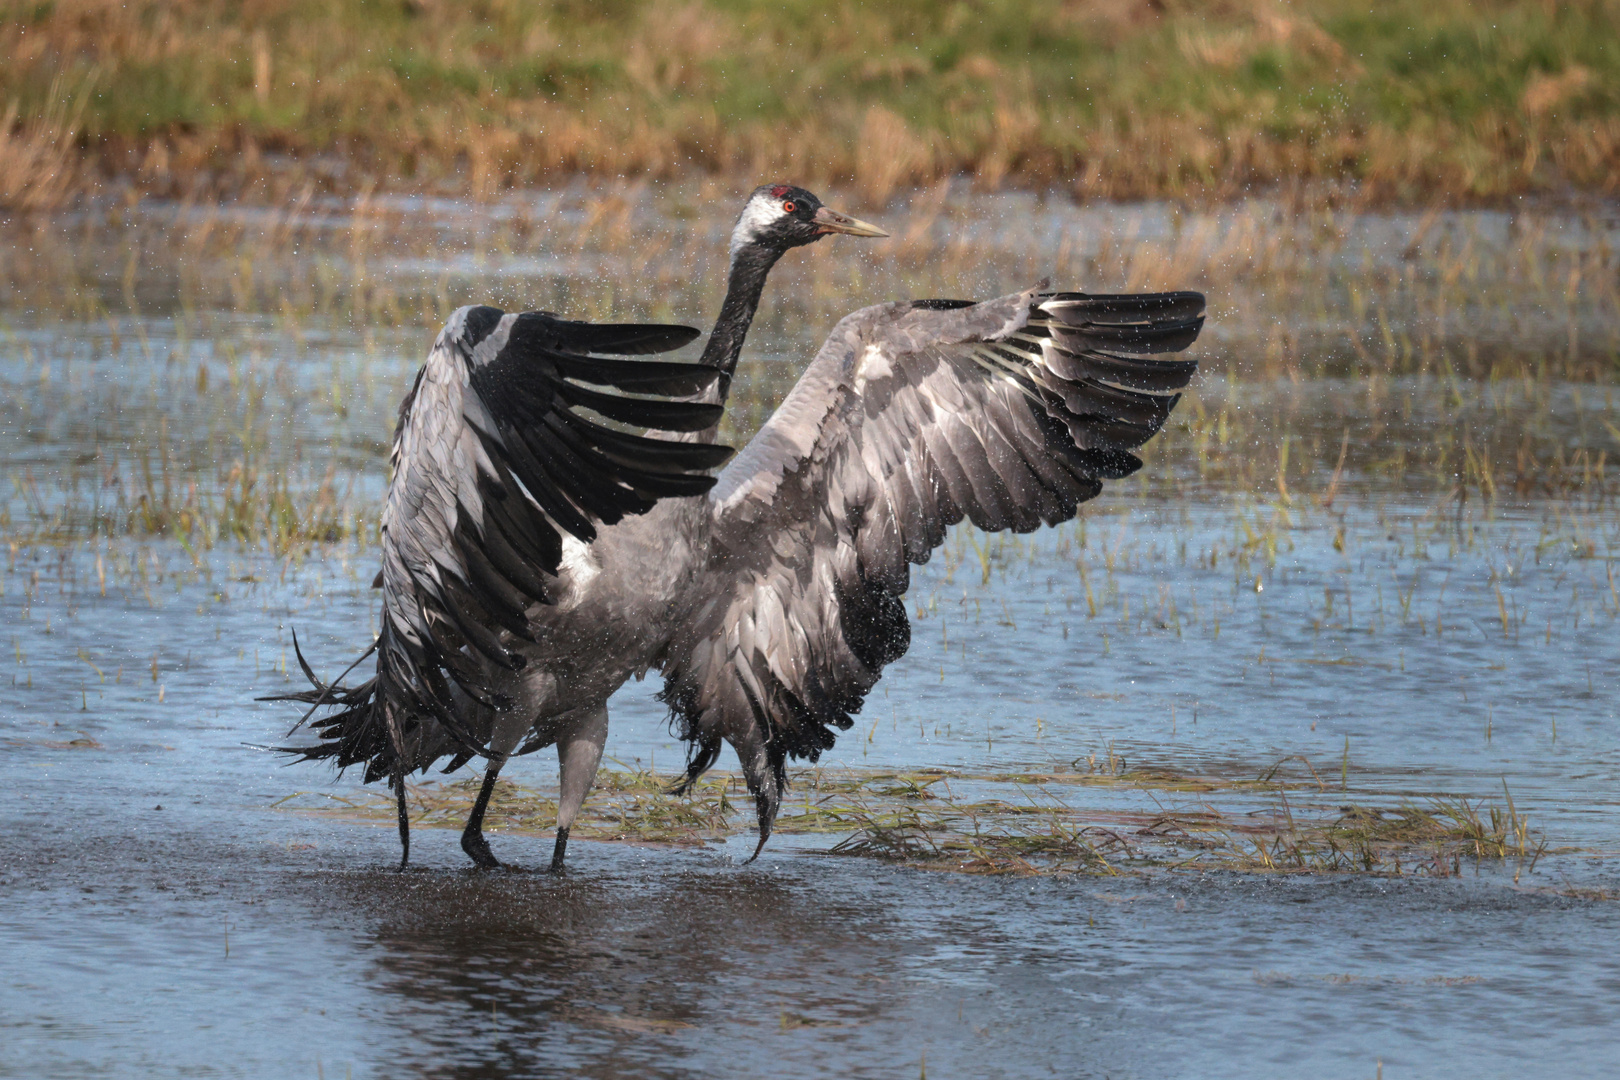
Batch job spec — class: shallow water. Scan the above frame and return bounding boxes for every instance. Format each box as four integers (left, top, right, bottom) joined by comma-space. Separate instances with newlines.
2, 189, 1619, 1078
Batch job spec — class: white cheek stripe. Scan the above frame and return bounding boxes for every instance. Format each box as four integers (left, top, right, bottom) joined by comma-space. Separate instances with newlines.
730, 196, 787, 256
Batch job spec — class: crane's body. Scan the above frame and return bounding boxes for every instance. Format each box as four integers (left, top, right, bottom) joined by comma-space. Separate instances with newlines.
443, 497, 715, 867
273, 185, 1206, 871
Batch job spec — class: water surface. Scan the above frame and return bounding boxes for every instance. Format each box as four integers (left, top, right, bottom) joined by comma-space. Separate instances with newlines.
2, 187, 1618, 1078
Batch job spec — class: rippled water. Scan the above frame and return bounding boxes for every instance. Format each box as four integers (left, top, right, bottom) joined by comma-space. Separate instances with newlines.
2, 188, 1618, 1078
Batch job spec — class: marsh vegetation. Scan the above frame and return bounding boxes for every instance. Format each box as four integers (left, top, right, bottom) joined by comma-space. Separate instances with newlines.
4, 181, 1614, 864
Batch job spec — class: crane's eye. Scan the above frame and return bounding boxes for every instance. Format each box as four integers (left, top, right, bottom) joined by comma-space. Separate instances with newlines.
782, 201, 796, 213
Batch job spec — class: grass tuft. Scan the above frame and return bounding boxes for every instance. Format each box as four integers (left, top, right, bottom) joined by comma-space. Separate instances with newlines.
275, 764, 1554, 879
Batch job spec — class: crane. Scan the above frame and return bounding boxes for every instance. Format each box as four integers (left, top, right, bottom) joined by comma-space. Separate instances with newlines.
272, 185, 1204, 871
270, 185, 886, 868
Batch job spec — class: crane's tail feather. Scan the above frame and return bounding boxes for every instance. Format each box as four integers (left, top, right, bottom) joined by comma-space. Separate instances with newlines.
260, 629, 378, 738
668, 734, 724, 796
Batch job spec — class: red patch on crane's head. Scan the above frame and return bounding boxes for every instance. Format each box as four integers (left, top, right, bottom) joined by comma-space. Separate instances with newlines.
768, 184, 793, 198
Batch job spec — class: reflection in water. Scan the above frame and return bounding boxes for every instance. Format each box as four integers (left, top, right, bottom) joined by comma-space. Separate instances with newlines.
303, 846, 1620, 1080
346, 868, 896, 1079
7, 784, 1619, 1079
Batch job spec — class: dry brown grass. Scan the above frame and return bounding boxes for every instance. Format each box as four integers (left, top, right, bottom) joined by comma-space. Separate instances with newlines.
0, 72, 92, 211
2, 0, 1618, 210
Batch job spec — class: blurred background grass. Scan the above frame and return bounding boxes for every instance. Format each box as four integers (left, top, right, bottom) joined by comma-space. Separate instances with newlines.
3, 0, 1617, 210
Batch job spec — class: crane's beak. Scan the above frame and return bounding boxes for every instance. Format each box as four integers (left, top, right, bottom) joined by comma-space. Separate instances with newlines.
813, 205, 889, 238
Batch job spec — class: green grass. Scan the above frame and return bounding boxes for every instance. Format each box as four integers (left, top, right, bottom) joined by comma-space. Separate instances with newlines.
3, 0, 1618, 208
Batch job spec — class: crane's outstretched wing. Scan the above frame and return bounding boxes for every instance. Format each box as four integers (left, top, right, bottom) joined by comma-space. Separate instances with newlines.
272, 305, 732, 781
658, 287, 1203, 846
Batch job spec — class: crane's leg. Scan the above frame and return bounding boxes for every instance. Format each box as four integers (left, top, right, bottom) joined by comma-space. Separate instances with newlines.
394, 769, 411, 871
460, 751, 509, 870
551, 704, 609, 872
457, 666, 554, 870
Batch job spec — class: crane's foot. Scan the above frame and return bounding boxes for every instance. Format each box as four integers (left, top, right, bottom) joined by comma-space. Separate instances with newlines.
548, 827, 569, 874
461, 762, 506, 869
461, 828, 502, 870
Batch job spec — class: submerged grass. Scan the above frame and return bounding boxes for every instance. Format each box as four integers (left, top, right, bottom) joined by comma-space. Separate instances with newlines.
1, 184, 1615, 553
3, 451, 362, 554
275, 762, 1551, 879
3, 1, 1619, 209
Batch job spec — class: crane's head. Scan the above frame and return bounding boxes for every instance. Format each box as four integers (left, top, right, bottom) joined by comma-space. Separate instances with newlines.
730, 184, 888, 257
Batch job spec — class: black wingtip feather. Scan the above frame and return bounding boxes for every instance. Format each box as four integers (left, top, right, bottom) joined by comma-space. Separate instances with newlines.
574, 417, 736, 472
558, 381, 726, 431
1040, 291, 1206, 324
1046, 315, 1205, 355
1037, 348, 1198, 393
551, 354, 720, 395
524, 316, 702, 356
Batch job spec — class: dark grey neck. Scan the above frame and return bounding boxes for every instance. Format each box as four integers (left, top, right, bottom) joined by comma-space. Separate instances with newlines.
698, 243, 784, 382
